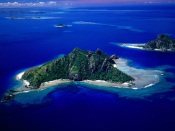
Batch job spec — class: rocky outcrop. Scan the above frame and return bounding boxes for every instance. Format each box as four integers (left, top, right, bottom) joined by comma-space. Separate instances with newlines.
96, 48, 102, 55
110, 54, 119, 59
69, 72, 81, 81
1, 93, 14, 103
144, 34, 175, 51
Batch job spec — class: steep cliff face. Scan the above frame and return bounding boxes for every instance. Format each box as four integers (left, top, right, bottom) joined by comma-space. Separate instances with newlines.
22, 48, 134, 88
144, 34, 175, 51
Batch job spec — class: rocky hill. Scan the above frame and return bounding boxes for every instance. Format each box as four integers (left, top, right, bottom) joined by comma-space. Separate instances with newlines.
144, 34, 175, 51
22, 48, 134, 88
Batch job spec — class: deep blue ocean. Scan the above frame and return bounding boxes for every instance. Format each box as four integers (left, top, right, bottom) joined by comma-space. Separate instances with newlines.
0, 5, 175, 131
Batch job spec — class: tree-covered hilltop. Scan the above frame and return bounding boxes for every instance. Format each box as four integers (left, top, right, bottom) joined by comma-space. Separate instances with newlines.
144, 34, 175, 51
22, 48, 134, 88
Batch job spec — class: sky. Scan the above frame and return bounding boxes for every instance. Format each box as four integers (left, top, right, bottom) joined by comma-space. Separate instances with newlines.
0, 0, 175, 7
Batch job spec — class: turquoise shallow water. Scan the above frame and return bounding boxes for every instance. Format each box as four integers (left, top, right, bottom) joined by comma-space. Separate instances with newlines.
0, 5, 175, 131
11, 60, 175, 106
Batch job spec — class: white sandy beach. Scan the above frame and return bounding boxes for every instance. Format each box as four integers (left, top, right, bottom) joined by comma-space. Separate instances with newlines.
39, 79, 71, 90
81, 80, 133, 88
14, 57, 162, 94
81, 58, 162, 89
14, 71, 71, 93
16, 71, 25, 80
120, 43, 173, 52
120, 43, 145, 50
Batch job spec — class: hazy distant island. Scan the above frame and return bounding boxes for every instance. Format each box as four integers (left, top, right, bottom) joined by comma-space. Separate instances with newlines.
120, 34, 175, 51
6, 16, 60, 20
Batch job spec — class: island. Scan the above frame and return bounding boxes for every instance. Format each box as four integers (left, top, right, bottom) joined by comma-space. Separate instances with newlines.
1, 48, 135, 102
55, 24, 67, 28
22, 48, 134, 88
120, 34, 175, 51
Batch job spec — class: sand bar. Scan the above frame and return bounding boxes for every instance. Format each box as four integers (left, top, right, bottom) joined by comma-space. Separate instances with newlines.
113, 58, 162, 88
120, 43, 173, 52
81, 58, 162, 89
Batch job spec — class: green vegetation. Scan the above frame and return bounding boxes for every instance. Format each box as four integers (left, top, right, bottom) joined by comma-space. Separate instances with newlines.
144, 34, 175, 51
22, 48, 134, 88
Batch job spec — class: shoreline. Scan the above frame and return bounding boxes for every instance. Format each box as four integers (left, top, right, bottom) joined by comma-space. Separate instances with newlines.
81, 58, 162, 90
1, 58, 162, 102
2, 58, 163, 102
13, 58, 162, 93
119, 43, 173, 52
120, 43, 145, 50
